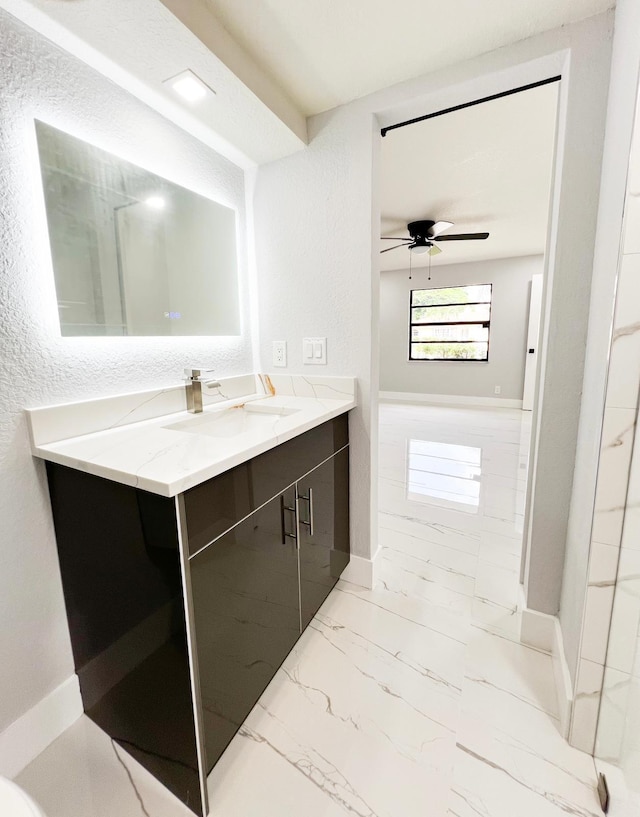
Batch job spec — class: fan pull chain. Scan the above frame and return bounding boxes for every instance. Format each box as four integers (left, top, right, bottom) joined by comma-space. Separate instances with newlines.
409, 249, 412, 280
428, 251, 432, 281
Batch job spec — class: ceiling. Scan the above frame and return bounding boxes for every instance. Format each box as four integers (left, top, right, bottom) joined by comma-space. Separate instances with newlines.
3, 0, 612, 171
205, 0, 613, 116
379, 81, 559, 270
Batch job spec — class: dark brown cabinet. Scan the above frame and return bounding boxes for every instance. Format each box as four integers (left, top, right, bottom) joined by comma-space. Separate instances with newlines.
298, 448, 350, 630
188, 446, 350, 775
190, 486, 301, 773
45, 414, 350, 816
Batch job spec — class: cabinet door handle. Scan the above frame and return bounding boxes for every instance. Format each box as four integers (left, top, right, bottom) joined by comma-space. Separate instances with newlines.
299, 488, 314, 537
295, 493, 301, 550
280, 495, 297, 544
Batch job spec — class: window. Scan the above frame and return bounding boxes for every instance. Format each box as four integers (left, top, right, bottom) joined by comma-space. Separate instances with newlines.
409, 284, 492, 361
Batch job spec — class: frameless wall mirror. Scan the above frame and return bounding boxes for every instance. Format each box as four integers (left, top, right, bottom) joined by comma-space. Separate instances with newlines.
35, 121, 241, 337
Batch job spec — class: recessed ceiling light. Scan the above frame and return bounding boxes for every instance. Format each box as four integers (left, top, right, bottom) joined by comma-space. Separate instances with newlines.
164, 70, 214, 103
145, 196, 166, 209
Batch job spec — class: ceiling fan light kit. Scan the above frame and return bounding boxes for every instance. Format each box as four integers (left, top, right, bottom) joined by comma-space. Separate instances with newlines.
380, 219, 490, 255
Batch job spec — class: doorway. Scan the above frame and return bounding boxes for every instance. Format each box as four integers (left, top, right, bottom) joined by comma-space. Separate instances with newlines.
376, 80, 560, 629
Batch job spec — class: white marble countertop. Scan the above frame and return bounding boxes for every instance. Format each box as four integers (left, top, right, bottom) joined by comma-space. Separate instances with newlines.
27, 375, 356, 496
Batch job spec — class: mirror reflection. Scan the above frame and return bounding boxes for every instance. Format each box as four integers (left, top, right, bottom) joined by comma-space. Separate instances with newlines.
407, 438, 481, 513
35, 121, 241, 337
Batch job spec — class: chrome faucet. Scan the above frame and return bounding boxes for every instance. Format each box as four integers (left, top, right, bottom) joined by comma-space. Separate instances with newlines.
184, 368, 221, 414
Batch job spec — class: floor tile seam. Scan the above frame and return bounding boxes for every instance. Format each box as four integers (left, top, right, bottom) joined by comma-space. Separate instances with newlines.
454, 726, 601, 790
466, 621, 557, 661
380, 544, 478, 578
377, 531, 482, 559
238, 710, 391, 816
378, 523, 482, 549
378, 544, 481, 568
302, 628, 466, 732
451, 740, 595, 796
450, 744, 603, 817
471, 592, 518, 613
470, 541, 482, 633
457, 669, 560, 721
332, 583, 470, 647
276, 663, 461, 753
380, 557, 478, 600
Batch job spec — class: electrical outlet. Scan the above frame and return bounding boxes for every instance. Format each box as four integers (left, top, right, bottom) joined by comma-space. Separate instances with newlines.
494, 385, 501, 395
272, 340, 287, 367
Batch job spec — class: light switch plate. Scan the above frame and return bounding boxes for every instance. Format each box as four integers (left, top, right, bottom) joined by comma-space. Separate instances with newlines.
272, 340, 287, 367
303, 337, 327, 365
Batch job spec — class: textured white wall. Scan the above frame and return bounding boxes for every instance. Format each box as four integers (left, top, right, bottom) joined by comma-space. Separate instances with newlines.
379, 256, 543, 400
253, 109, 377, 562
0, 9, 253, 733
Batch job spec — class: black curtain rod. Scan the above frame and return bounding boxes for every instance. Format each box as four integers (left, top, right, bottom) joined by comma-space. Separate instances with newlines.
380, 75, 562, 137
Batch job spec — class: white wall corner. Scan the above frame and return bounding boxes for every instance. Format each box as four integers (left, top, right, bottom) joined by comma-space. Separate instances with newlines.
0, 675, 82, 779
379, 391, 523, 409
340, 547, 382, 590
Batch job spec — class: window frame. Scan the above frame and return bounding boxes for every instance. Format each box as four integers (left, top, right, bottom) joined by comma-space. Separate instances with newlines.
408, 283, 492, 362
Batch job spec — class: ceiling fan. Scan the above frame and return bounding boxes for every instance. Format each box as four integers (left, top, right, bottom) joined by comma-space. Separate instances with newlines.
380, 220, 490, 255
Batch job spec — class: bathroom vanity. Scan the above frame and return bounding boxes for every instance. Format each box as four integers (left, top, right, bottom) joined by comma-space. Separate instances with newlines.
27, 374, 355, 816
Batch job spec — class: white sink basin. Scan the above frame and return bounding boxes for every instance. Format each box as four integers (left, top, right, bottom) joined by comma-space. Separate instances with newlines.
165, 402, 300, 438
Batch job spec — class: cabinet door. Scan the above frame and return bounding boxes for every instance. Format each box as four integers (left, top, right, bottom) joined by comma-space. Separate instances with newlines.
297, 447, 350, 630
188, 485, 301, 773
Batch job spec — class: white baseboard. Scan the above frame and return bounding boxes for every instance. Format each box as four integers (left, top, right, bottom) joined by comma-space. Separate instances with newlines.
379, 391, 523, 409
0, 675, 83, 778
521, 607, 555, 652
519, 603, 572, 738
341, 548, 381, 590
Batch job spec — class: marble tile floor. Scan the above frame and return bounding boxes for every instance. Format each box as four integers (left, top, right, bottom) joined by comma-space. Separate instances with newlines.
16, 403, 603, 817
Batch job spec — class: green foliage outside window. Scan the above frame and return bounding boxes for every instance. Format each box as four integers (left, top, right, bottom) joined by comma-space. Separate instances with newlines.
409, 285, 492, 361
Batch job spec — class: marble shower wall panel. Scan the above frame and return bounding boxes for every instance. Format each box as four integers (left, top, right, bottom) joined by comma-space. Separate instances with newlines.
580, 541, 620, 666
606, 546, 640, 676
605, 254, 640, 411
590, 408, 637, 548
572, 658, 606, 753
619, 633, 640, 795
596, 422, 640, 768
571, 144, 640, 754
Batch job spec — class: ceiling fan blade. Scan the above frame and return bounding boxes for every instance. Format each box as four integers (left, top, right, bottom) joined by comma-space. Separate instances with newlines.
428, 244, 442, 256
429, 220, 454, 238
380, 243, 414, 253
434, 232, 490, 241
381, 236, 412, 241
